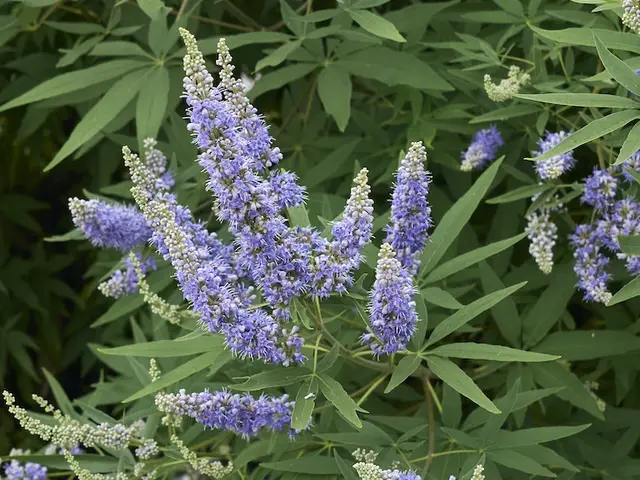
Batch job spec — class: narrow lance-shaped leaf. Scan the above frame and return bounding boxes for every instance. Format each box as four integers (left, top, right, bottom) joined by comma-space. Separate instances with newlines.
430, 343, 559, 362
420, 156, 504, 276
0, 60, 145, 113
593, 33, 640, 95
317, 66, 352, 132
426, 281, 526, 347
425, 232, 527, 283
136, 66, 170, 147
385, 355, 421, 393
46, 69, 150, 171
291, 378, 317, 431
516, 92, 640, 109
426, 356, 500, 414
527, 110, 640, 163
614, 121, 640, 166
347, 9, 406, 43
318, 373, 366, 428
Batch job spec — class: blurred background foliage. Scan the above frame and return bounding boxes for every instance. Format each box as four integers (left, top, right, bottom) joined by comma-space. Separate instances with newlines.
3, 0, 640, 476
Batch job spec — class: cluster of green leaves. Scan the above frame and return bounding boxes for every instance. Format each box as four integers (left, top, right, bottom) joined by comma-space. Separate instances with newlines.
3, 0, 640, 479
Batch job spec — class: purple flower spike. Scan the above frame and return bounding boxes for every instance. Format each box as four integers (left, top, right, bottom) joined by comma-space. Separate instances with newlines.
362, 243, 418, 356
533, 131, 576, 180
385, 141, 432, 275
69, 198, 152, 252
582, 168, 617, 210
3, 459, 47, 480
569, 224, 612, 304
155, 389, 305, 438
98, 254, 156, 299
460, 125, 503, 172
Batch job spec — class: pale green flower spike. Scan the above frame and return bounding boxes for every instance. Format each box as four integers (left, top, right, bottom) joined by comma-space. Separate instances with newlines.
484, 65, 530, 102
171, 435, 233, 479
148, 358, 161, 382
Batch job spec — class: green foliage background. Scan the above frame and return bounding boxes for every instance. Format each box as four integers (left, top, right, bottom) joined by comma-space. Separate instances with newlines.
3, 0, 640, 478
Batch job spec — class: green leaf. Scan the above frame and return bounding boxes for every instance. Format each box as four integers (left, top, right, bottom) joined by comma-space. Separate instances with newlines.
411, 291, 429, 349
231, 367, 310, 391
98, 335, 224, 357
426, 282, 526, 347
291, 378, 317, 430
44, 229, 84, 242
530, 25, 640, 54
470, 105, 540, 123
123, 350, 220, 402
493, 424, 591, 448
426, 356, 500, 414
385, 355, 421, 393
0, 60, 145, 112
487, 450, 554, 477
425, 233, 526, 284
422, 287, 464, 309
136, 67, 170, 146
619, 235, 640, 255
534, 330, 640, 360
42, 368, 74, 416
335, 452, 360, 480
593, 34, 640, 96
480, 380, 519, 443
516, 92, 639, 109
486, 183, 551, 204
317, 343, 340, 372
137, 0, 166, 19
609, 275, 640, 305
430, 343, 559, 362
262, 457, 341, 475
316, 422, 394, 446
91, 41, 151, 58
255, 40, 302, 71
347, 9, 405, 42
530, 362, 603, 419
45, 69, 149, 171
302, 139, 360, 188
614, 121, 640, 165
7, 455, 118, 473
522, 263, 576, 348
338, 47, 453, 91
318, 373, 365, 428
249, 63, 317, 99
528, 110, 640, 163
318, 66, 352, 132
420, 157, 504, 276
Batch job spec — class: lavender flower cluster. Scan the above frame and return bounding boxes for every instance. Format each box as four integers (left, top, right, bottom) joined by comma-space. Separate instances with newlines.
155, 389, 296, 438
2, 454, 46, 480
460, 126, 503, 172
66, 30, 433, 438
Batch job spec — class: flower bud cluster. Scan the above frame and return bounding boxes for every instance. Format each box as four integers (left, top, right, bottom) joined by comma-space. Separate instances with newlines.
622, 0, 640, 33
484, 65, 530, 102
351, 449, 421, 480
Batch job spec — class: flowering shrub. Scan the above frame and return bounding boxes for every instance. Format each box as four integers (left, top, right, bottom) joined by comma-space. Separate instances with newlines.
4, 0, 640, 479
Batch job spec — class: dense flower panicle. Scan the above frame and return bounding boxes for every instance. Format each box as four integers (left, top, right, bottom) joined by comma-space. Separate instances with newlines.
311, 169, 374, 297
484, 65, 530, 102
616, 150, 640, 182
622, 0, 640, 33
69, 198, 152, 251
155, 389, 302, 438
351, 450, 421, 480
362, 244, 418, 355
124, 146, 304, 365
525, 210, 557, 274
329, 168, 374, 264
582, 168, 617, 210
533, 131, 576, 180
460, 126, 503, 172
386, 142, 432, 274
98, 254, 156, 299
171, 435, 233, 479
3, 461, 47, 480
570, 224, 612, 304
269, 171, 306, 209
471, 464, 485, 480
